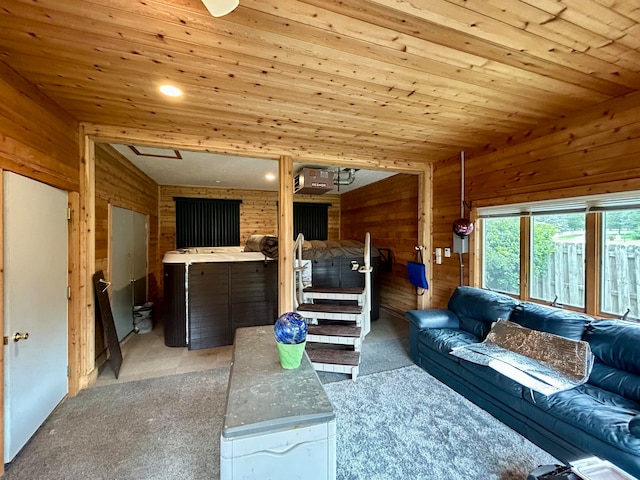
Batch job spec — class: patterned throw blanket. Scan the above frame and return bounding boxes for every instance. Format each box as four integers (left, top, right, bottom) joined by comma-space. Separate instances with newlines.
451, 320, 594, 396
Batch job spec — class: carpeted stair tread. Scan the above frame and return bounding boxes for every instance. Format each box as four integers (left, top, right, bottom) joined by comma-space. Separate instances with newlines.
303, 286, 364, 294
306, 348, 360, 366
298, 303, 363, 314
308, 325, 361, 337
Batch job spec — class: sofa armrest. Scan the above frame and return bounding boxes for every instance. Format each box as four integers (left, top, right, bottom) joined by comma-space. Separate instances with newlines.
406, 309, 460, 330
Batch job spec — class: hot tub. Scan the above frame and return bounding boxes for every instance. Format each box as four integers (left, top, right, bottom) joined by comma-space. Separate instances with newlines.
163, 248, 278, 349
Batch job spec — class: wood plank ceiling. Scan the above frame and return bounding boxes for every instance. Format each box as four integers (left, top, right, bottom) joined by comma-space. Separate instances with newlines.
0, 0, 639, 165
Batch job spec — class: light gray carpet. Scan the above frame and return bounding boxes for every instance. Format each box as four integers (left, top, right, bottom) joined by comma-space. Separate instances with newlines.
6, 362, 558, 480
323, 365, 558, 480
4, 367, 230, 480
316, 336, 413, 384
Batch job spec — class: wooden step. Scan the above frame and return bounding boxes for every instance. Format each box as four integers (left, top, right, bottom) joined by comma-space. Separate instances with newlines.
303, 286, 364, 294
297, 303, 362, 314
303, 286, 364, 301
307, 325, 361, 337
306, 348, 360, 366
307, 325, 362, 347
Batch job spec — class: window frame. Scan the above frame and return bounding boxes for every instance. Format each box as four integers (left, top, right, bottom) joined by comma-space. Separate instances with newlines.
527, 212, 586, 309
476, 192, 640, 320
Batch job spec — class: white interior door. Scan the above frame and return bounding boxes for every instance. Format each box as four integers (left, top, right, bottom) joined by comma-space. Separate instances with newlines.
3, 172, 68, 462
112, 206, 148, 341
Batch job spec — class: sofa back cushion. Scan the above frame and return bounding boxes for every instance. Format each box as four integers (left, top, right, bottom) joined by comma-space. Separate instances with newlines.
584, 320, 640, 399
588, 361, 640, 404
509, 302, 591, 340
448, 287, 519, 340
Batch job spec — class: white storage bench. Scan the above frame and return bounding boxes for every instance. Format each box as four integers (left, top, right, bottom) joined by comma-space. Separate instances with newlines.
220, 325, 336, 480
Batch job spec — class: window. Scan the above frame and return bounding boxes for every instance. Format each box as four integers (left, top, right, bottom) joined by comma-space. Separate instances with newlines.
601, 209, 640, 319
293, 202, 330, 240
482, 217, 520, 295
530, 213, 585, 308
174, 197, 242, 248
478, 191, 640, 319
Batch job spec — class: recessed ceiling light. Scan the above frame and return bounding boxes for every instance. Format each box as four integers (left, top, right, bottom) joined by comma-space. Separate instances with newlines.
265, 173, 276, 181
159, 85, 183, 97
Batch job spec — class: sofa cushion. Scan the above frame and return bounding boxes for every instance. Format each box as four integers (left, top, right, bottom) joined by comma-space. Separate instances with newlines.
458, 359, 525, 398
447, 286, 519, 339
584, 320, 640, 376
509, 302, 591, 340
522, 383, 640, 453
524, 383, 640, 454
588, 361, 640, 403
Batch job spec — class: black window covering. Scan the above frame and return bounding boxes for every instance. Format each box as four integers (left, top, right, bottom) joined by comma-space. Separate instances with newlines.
174, 197, 242, 248
293, 202, 330, 240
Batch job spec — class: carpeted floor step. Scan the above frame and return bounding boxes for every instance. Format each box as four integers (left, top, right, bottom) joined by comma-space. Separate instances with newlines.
307, 348, 360, 366
304, 286, 364, 294
308, 325, 361, 337
298, 303, 362, 314
303, 286, 364, 301
307, 325, 362, 347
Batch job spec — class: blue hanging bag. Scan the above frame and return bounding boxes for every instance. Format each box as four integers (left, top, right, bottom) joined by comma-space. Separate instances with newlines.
407, 248, 428, 295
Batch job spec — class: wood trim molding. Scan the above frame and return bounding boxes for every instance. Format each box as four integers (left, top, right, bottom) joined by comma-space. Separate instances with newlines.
468, 208, 480, 288
79, 123, 432, 173
68, 191, 81, 396
585, 212, 600, 316
520, 216, 531, 300
77, 129, 96, 390
417, 167, 432, 309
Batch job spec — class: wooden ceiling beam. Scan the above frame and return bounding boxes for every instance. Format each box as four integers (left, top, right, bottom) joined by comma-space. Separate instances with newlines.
82, 123, 436, 168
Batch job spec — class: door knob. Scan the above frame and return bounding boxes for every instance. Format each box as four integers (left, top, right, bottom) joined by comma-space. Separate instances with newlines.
13, 332, 29, 342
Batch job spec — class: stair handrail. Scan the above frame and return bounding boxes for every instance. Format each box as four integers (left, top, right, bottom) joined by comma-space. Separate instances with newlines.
293, 233, 305, 307
358, 232, 373, 336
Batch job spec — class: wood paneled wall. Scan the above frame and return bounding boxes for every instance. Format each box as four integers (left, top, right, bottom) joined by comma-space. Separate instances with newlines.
94, 144, 159, 363
341, 174, 419, 313
0, 61, 79, 191
431, 158, 468, 308
158, 184, 340, 298
431, 89, 640, 308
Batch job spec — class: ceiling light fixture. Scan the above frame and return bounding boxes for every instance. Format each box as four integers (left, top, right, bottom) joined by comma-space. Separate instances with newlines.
159, 84, 183, 97
201, 0, 239, 17
265, 173, 276, 181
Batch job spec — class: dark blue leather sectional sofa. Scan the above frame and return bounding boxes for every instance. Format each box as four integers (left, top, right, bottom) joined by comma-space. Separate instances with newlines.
407, 286, 640, 477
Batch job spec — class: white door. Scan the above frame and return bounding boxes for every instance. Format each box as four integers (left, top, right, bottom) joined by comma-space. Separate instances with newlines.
112, 206, 148, 341
3, 172, 68, 462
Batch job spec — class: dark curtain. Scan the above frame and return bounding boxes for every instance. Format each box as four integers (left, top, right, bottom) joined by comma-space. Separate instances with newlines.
293, 202, 330, 240
174, 197, 242, 248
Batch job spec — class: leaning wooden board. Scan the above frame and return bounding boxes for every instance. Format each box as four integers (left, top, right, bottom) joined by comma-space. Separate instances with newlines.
93, 270, 123, 378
